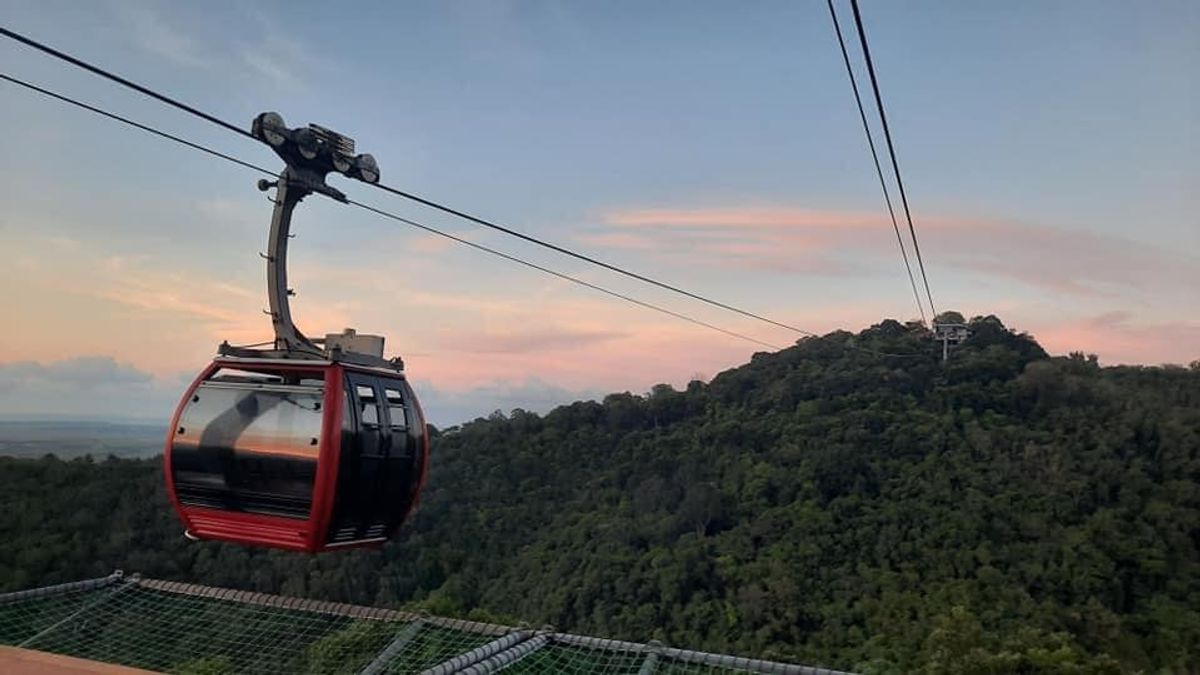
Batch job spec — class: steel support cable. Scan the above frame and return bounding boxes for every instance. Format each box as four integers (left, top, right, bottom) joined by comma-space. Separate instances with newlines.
346, 200, 783, 349
0, 25, 820, 339
825, 0, 926, 325
0, 74, 269, 174
0, 71, 782, 352
847, 0, 939, 320
0, 26, 254, 141
366, 181, 820, 337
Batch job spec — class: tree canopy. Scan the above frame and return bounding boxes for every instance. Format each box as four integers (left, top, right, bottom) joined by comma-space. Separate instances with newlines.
2, 315, 1197, 673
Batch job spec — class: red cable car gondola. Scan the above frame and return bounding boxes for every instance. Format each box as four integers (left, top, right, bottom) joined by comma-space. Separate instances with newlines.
164, 113, 429, 553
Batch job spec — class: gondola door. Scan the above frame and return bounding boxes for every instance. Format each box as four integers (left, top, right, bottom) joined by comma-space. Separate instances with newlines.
327, 372, 391, 545
379, 381, 417, 533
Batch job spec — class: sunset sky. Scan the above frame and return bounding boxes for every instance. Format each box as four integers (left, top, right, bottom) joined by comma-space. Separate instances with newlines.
1, 1, 1197, 425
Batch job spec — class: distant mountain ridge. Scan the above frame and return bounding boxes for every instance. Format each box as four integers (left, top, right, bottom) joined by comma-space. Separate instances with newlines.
0, 419, 165, 459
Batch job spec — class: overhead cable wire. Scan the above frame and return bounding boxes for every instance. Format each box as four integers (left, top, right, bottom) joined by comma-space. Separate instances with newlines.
0, 25, 821, 339
846, 0, 939, 320
825, 0, 926, 325
345, 200, 783, 350
0, 71, 782, 352
0, 26, 254, 141
0, 74, 270, 175
365, 182, 818, 337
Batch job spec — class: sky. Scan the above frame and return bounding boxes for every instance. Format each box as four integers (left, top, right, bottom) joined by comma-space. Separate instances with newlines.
1, 0, 1197, 426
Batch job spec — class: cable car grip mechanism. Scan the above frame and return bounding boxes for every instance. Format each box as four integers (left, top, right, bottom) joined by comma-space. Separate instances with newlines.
218, 112, 394, 370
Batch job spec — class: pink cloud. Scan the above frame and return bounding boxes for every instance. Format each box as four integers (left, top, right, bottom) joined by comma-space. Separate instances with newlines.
606, 207, 882, 230
582, 207, 887, 276
1030, 312, 1199, 365
409, 308, 772, 392
439, 327, 631, 354
590, 206, 1198, 296
576, 232, 662, 251
922, 217, 1197, 298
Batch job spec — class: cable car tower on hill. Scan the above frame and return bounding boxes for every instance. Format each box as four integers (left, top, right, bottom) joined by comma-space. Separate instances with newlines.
162, 113, 430, 554
934, 320, 970, 363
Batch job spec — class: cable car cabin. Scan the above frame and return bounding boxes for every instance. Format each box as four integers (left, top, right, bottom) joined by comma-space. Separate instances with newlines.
164, 357, 429, 553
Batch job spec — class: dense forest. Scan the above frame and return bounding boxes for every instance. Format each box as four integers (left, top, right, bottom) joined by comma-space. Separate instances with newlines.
2, 315, 1198, 674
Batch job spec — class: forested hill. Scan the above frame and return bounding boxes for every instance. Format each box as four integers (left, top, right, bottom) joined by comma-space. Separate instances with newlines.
3, 316, 1198, 674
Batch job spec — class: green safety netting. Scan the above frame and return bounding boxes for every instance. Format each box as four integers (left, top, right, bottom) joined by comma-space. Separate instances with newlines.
0, 572, 850, 675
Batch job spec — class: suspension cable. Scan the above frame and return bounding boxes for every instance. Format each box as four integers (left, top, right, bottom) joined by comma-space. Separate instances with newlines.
0, 26, 254, 141
846, 0, 938, 320
825, 0, 926, 325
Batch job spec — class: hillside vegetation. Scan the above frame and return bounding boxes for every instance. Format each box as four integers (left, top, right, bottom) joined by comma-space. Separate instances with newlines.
2, 316, 1198, 674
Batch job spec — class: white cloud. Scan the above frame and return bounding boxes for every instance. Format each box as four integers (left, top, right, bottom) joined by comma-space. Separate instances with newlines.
118, 2, 209, 68
239, 35, 305, 89
115, 2, 314, 90
0, 356, 603, 428
413, 377, 604, 428
0, 357, 181, 421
